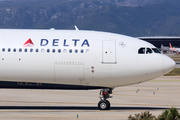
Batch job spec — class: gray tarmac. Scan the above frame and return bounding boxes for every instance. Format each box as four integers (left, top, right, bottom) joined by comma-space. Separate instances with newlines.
0, 76, 179, 120
176, 63, 180, 68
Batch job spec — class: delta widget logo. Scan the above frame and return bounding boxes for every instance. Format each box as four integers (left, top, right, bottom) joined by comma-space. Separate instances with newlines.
23, 38, 34, 47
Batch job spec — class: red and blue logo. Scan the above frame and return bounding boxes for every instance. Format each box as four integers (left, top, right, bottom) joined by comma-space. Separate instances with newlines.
23, 38, 90, 47
23, 38, 34, 47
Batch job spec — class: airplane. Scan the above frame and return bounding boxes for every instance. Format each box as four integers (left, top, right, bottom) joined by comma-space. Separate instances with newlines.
0, 28, 175, 110
169, 43, 180, 54
161, 44, 170, 51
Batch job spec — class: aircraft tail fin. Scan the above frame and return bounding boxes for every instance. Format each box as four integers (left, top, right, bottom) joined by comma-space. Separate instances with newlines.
169, 43, 173, 48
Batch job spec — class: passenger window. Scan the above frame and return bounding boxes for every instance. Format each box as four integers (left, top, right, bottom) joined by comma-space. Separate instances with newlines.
30, 49, 33, 52
47, 49, 50, 53
8, 48, 11, 52
13, 48, 16, 52
75, 49, 78, 53
58, 49, 61, 53
19, 48, 22, 52
86, 49, 89, 53
63, 49, 67, 53
81, 49, 84, 53
52, 49, 55, 53
24, 48, 28, 52
36, 49, 39, 52
2, 48, 5, 52
69, 49, 72, 53
138, 48, 145, 54
41, 49, 44, 53
146, 48, 152, 54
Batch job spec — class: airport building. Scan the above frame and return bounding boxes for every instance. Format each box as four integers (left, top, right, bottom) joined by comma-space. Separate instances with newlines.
138, 37, 180, 48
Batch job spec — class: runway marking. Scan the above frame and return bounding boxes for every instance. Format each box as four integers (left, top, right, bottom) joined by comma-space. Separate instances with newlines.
0, 109, 168, 112
149, 80, 180, 82
113, 93, 180, 99
112, 103, 180, 107
0, 100, 96, 105
0, 117, 75, 120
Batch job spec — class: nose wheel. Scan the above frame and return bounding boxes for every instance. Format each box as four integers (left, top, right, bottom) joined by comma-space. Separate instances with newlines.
98, 88, 113, 110
98, 100, 110, 110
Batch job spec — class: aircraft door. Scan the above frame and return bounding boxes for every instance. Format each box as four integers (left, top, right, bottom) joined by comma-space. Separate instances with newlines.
102, 40, 116, 64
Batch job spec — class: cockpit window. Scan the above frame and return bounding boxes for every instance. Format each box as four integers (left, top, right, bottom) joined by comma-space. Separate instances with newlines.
152, 48, 161, 54
138, 48, 145, 54
146, 48, 152, 54
138, 47, 153, 54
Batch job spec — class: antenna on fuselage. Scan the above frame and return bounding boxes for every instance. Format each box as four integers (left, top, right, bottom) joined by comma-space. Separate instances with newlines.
74, 25, 79, 30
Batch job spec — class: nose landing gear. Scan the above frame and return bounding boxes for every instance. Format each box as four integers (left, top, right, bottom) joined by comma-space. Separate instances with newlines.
98, 88, 113, 110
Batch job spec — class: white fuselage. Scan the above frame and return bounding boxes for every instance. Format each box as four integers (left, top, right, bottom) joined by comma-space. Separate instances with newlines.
170, 48, 180, 53
0, 29, 175, 89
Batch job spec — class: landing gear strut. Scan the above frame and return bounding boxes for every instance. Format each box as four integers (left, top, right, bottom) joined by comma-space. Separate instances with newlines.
98, 88, 113, 110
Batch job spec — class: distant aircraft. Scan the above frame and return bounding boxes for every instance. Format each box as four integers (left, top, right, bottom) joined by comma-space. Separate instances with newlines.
0, 28, 175, 110
169, 43, 180, 54
161, 44, 171, 53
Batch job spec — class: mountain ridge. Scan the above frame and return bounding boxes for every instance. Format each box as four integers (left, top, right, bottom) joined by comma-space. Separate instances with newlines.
0, 0, 179, 36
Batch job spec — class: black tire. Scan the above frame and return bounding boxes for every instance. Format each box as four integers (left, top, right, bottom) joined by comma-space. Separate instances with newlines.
106, 100, 110, 108
98, 100, 110, 110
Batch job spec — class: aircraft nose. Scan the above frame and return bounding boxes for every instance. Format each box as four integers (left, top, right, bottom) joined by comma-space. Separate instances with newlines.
163, 55, 176, 74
